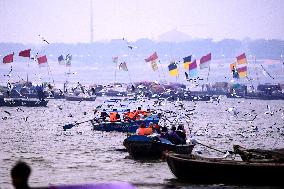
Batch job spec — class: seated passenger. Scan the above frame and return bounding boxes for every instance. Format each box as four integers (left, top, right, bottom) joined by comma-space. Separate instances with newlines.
168, 126, 186, 145
176, 125, 187, 144
144, 122, 154, 135
136, 123, 147, 135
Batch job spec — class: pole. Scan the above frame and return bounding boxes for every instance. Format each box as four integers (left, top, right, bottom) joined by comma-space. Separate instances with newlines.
206, 64, 211, 83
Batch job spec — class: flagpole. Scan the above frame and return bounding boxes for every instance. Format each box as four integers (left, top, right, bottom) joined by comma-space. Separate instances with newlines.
114, 61, 117, 84
158, 60, 167, 82
206, 64, 211, 83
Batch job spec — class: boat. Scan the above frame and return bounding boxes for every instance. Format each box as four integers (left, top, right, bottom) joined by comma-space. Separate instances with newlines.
123, 135, 195, 159
0, 97, 48, 107
165, 152, 284, 185
65, 93, 97, 101
233, 145, 284, 162
91, 114, 160, 133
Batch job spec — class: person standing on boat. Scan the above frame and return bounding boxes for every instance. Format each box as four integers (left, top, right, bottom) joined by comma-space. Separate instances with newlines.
36, 84, 45, 101
176, 125, 187, 144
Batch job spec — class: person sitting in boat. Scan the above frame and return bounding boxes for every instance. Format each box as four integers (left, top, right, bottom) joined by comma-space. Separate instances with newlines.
11, 161, 32, 189
134, 107, 145, 120
160, 126, 170, 140
144, 122, 154, 135
168, 126, 186, 145
100, 110, 110, 121
110, 110, 120, 122
176, 125, 187, 144
153, 123, 161, 134
136, 123, 147, 135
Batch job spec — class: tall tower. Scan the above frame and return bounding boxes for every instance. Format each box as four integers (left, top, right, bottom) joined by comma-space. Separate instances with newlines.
90, 0, 94, 43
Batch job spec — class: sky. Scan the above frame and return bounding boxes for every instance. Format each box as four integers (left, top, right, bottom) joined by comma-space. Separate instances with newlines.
1, 0, 284, 43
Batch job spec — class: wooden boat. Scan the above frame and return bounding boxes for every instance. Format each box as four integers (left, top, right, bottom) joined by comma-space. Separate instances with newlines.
123, 135, 194, 159
65, 93, 96, 101
233, 145, 284, 163
165, 152, 284, 185
91, 115, 159, 133
0, 97, 48, 107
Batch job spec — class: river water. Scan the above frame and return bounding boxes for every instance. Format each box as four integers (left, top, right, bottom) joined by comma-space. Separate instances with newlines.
0, 97, 283, 189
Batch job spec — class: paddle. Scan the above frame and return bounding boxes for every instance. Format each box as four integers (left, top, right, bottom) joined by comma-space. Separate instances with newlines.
63, 118, 97, 131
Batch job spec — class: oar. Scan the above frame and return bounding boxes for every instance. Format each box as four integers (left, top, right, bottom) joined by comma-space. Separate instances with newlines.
63, 118, 96, 131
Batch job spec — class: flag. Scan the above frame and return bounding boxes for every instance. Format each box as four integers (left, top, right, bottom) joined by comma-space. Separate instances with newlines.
145, 52, 158, 62
66, 54, 72, 67
19, 49, 31, 58
119, 62, 128, 71
237, 66, 247, 78
183, 55, 191, 69
3, 53, 14, 64
112, 56, 118, 64
168, 62, 178, 76
189, 59, 197, 77
37, 55, 47, 66
199, 53, 211, 69
150, 61, 158, 71
236, 53, 247, 65
58, 55, 65, 65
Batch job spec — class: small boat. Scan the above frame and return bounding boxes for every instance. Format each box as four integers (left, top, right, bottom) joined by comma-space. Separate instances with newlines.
233, 145, 284, 162
0, 97, 48, 107
123, 135, 195, 159
65, 93, 96, 101
91, 115, 159, 133
165, 152, 284, 185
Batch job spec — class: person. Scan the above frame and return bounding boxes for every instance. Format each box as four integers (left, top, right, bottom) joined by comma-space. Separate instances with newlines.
176, 125, 187, 144
36, 85, 45, 101
160, 126, 170, 140
144, 122, 154, 135
100, 109, 109, 121
153, 123, 161, 134
168, 126, 185, 145
136, 123, 147, 135
11, 161, 31, 189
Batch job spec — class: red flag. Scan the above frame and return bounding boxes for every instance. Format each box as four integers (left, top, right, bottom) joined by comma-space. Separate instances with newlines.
3, 53, 14, 64
19, 49, 31, 58
145, 52, 158, 62
37, 55, 47, 64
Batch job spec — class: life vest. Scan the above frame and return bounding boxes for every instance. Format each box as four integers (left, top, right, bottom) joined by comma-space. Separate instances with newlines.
138, 127, 147, 135
144, 127, 153, 135
110, 112, 118, 122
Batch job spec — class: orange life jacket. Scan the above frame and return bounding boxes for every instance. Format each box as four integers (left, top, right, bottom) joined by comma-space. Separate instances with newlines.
110, 112, 118, 122
138, 127, 147, 135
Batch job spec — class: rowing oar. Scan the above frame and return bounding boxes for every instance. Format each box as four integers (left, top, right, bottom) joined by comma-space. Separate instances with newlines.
63, 118, 96, 131
190, 139, 234, 154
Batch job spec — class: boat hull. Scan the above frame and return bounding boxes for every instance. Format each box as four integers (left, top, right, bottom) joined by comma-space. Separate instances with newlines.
165, 153, 284, 185
0, 98, 48, 107
91, 118, 159, 133
124, 135, 194, 159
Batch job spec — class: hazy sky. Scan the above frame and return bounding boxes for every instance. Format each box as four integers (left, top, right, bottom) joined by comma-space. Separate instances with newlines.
1, 0, 284, 43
